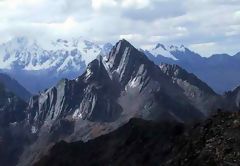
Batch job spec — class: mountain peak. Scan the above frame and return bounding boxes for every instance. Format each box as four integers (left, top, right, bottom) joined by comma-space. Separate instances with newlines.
106, 39, 136, 71
149, 43, 178, 60
116, 39, 134, 50
155, 43, 167, 50
169, 44, 186, 52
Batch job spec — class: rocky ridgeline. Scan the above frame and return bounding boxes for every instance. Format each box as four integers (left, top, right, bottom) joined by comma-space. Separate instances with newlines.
35, 111, 240, 166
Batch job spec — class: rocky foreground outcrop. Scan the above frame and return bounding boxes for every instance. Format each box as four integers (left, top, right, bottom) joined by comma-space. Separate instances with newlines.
35, 111, 240, 166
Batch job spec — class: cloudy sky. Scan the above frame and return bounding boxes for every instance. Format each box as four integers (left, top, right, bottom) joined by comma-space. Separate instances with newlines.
0, 0, 239, 56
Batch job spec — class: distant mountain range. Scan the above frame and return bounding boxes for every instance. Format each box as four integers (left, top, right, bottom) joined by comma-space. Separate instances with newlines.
144, 44, 240, 93
0, 37, 240, 94
0, 37, 112, 94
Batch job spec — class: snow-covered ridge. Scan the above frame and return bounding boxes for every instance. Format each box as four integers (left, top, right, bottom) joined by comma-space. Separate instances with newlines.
147, 43, 188, 61
0, 37, 112, 72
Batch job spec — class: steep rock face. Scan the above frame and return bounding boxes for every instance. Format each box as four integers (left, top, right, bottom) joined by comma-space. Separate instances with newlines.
159, 64, 221, 114
27, 57, 122, 131
0, 73, 31, 102
0, 82, 27, 126
105, 40, 204, 122
0, 81, 30, 166
224, 86, 240, 110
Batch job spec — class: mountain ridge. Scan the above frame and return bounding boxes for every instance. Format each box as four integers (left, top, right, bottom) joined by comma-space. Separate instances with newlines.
0, 73, 31, 101
34, 111, 240, 166
0, 39, 237, 166
144, 43, 240, 93
17, 39, 219, 165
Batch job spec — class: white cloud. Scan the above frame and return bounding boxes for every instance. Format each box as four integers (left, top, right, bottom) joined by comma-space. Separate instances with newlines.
234, 10, 240, 20
120, 34, 143, 42
0, 0, 239, 56
91, 0, 117, 10
190, 42, 217, 56
121, 0, 150, 9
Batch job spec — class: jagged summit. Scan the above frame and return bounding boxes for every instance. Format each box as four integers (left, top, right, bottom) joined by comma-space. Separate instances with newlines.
145, 43, 202, 63
106, 39, 150, 72
83, 56, 111, 83
106, 39, 152, 68
147, 43, 179, 60
155, 43, 167, 50
169, 44, 187, 52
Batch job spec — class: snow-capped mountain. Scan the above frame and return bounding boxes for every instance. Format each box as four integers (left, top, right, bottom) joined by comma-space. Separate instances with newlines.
147, 43, 189, 61
144, 43, 201, 62
144, 43, 240, 93
0, 37, 112, 93
0, 37, 111, 71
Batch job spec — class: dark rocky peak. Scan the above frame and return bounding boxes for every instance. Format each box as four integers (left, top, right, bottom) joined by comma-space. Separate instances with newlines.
155, 43, 167, 50
82, 56, 110, 83
106, 39, 150, 71
103, 40, 205, 122
106, 39, 133, 70
105, 39, 165, 87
